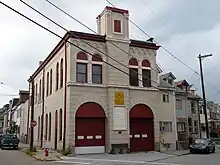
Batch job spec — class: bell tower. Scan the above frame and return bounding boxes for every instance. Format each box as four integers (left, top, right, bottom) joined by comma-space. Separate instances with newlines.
97, 6, 130, 42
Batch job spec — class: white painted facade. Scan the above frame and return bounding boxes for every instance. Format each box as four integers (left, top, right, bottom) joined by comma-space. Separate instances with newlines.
30, 6, 177, 152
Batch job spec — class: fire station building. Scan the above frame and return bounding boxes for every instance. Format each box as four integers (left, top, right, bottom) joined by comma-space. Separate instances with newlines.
29, 6, 177, 154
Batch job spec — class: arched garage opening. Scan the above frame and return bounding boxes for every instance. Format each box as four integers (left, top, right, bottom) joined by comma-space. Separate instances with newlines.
129, 104, 154, 152
75, 102, 106, 154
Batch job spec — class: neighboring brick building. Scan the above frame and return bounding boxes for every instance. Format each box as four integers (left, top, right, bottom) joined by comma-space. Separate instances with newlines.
28, 6, 177, 154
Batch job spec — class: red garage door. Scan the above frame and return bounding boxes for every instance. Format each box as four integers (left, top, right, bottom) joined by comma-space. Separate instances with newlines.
75, 102, 106, 154
129, 104, 154, 152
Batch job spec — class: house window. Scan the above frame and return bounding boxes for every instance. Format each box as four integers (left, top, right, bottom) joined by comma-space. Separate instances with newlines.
163, 94, 169, 103
76, 52, 88, 83
35, 83, 38, 103
176, 99, 182, 109
59, 109, 62, 141
191, 102, 196, 114
39, 79, 42, 101
38, 116, 40, 140
45, 114, 48, 140
60, 58, 63, 88
177, 122, 185, 132
159, 121, 172, 132
56, 62, 59, 90
194, 121, 198, 133
142, 59, 151, 87
50, 69, 52, 95
129, 58, 138, 86
46, 72, 49, 96
114, 20, 121, 33
92, 54, 102, 84
49, 112, 51, 140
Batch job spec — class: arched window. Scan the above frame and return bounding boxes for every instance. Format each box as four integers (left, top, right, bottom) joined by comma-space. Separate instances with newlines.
50, 69, 53, 95
56, 62, 59, 90
46, 72, 49, 96
38, 116, 40, 140
59, 109, 62, 141
142, 59, 151, 87
49, 112, 51, 140
60, 58, 63, 88
76, 52, 88, 83
129, 58, 138, 86
45, 114, 48, 140
39, 79, 42, 101
92, 54, 102, 84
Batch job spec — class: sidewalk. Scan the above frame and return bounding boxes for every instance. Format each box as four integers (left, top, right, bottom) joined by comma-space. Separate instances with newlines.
160, 150, 190, 156
32, 150, 62, 161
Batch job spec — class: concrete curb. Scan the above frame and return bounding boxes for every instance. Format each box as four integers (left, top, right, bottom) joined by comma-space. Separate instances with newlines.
32, 155, 62, 161
148, 152, 191, 162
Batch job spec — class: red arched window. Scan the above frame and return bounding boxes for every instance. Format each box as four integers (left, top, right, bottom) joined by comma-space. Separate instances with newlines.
50, 69, 52, 95
46, 72, 49, 96
45, 114, 48, 140
49, 112, 51, 140
56, 62, 59, 90
60, 58, 63, 88
59, 109, 62, 141
92, 54, 102, 84
76, 52, 88, 83
142, 59, 151, 87
129, 58, 138, 86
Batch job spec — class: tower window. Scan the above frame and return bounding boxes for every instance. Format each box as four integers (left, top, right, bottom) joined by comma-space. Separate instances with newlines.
114, 20, 121, 33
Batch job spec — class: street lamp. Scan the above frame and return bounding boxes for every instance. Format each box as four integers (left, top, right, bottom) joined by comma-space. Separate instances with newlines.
198, 53, 212, 139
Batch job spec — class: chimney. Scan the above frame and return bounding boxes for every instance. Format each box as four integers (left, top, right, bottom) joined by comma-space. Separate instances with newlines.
39, 61, 43, 66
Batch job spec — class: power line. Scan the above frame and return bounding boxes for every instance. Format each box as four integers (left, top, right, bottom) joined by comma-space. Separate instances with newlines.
0, 1, 183, 102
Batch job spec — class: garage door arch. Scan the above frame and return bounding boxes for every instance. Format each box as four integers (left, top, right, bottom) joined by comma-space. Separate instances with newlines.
75, 102, 106, 154
129, 104, 154, 152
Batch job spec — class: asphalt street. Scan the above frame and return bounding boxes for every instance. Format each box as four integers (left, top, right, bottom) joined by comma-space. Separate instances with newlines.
0, 148, 219, 165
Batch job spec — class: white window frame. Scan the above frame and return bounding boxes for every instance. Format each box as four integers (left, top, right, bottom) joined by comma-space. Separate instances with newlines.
113, 19, 123, 35
160, 121, 172, 132
163, 94, 169, 103
176, 99, 182, 109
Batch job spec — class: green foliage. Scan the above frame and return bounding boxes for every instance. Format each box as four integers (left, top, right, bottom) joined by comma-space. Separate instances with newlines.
24, 147, 37, 156
57, 146, 72, 156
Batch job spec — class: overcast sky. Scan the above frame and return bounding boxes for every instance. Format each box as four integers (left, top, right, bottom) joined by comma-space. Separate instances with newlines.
0, 0, 220, 107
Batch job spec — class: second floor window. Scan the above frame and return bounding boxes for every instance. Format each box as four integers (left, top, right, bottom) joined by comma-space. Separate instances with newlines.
56, 62, 59, 90
142, 59, 151, 87
129, 58, 138, 86
77, 63, 87, 83
92, 54, 102, 84
60, 58, 63, 88
76, 52, 88, 83
46, 72, 49, 96
50, 69, 52, 95
191, 102, 196, 114
163, 94, 169, 103
176, 99, 182, 109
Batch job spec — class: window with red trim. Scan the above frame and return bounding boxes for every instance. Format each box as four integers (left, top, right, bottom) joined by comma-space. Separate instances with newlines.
92, 54, 102, 84
49, 112, 51, 140
76, 52, 88, 83
56, 62, 59, 90
114, 20, 121, 33
60, 58, 63, 88
59, 109, 62, 141
142, 59, 151, 87
129, 58, 138, 86
50, 69, 52, 95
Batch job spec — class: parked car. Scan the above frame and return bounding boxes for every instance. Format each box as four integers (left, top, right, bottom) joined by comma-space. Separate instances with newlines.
189, 138, 215, 154
0, 134, 19, 149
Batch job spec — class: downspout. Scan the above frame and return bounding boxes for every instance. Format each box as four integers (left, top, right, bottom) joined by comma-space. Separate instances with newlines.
197, 99, 202, 138
41, 69, 45, 148
63, 41, 67, 151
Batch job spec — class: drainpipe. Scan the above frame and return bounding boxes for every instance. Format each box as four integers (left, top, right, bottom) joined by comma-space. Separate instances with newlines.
197, 100, 202, 138
41, 69, 45, 148
63, 41, 67, 151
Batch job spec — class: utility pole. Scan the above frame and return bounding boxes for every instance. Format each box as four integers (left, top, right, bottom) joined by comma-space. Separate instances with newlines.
30, 78, 35, 150
198, 53, 212, 139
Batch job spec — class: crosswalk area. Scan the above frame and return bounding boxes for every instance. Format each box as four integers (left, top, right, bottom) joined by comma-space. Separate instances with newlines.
54, 157, 183, 165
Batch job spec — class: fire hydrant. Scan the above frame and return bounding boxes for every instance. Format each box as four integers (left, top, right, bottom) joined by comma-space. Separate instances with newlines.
44, 148, 49, 157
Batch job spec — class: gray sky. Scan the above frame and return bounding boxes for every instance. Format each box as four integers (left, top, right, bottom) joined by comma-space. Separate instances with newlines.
0, 0, 220, 107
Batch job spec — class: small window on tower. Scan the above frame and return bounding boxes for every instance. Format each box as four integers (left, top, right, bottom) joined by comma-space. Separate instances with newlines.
114, 20, 121, 33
